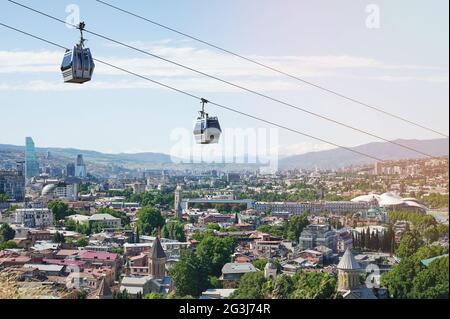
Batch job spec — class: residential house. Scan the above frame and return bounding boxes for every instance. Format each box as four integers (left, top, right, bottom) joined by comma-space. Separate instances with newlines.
220, 263, 257, 288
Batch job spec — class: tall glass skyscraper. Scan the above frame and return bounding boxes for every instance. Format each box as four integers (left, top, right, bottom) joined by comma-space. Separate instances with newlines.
75, 154, 87, 178
66, 162, 76, 177
25, 137, 39, 178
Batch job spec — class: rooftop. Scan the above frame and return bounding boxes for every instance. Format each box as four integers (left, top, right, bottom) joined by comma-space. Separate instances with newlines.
421, 254, 449, 267
337, 248, 361, 270
89, 214, 120, 221
121, 276, 152, 286
23, 264, 64, 272
221, 262, 257, 274
201, 289, 236, 299
151, 237, 166, 260
79, 251, 118, 261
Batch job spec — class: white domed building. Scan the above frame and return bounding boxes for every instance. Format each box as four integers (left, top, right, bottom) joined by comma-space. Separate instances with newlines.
41, 182, 78, 201
41, 184, 57, 198
351, 192, 427, 214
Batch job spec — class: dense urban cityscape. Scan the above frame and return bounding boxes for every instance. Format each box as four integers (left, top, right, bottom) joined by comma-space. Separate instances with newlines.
0, 0, 448, 312
0, 137, 448, 299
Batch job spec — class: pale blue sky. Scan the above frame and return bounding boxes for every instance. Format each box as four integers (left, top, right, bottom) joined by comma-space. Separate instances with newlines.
0, 0, 448, 155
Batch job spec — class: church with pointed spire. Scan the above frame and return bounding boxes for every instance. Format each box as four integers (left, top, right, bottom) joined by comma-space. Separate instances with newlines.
119, 233, 173, 296
337, 248, 377, 299
148, 235, 167, 279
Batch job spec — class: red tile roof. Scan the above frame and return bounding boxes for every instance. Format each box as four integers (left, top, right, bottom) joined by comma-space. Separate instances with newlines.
235, 256, 252, 263
0, 256, 31, 263
80, 251, 119, 261
43, 258, 86, 267
56, 250, 80, 257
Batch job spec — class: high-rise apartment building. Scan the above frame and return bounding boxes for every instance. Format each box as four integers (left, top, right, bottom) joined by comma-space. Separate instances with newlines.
0, 162, 25, 202
299, 224, 338, 252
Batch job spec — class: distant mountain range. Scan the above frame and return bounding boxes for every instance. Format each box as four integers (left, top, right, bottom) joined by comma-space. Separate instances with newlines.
279, 138, 449, 170
0, 144, 174, 167
0, 138, 448, 171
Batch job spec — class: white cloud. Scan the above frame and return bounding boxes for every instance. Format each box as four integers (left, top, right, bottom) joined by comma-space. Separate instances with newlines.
0, 44, 447, 92
368, 75, 449, 83
0, 80, 156, 92
0, 77, 307, 93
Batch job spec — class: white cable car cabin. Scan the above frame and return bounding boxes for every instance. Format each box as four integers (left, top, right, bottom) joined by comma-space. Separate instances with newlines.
60, 22, 95, 84
194, 99, 222, 144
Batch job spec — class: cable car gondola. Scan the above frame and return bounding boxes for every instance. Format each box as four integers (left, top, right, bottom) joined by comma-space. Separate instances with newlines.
194, 99, 222, 144
60, 22, 95, 84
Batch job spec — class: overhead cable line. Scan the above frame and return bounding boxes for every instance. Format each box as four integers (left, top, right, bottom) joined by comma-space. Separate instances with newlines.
0, 21, 387, 163
94, 0, 449, 139
6, 0, 438, 158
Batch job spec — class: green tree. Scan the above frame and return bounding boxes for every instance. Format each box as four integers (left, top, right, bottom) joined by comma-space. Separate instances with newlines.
423, 226, 439, 244
129, 190, 174, 209
0, 193, 9, 203
111, 247, 124, 255
0, 240, 18, 250
52, 232, 65, 243
170, 251, 210, 297
75, 222, 91, 236
409, 256, 449, 299
64, 219, 77, 231
230, 272, 267, 299
191, 230, 215, 242
256, 224, 285, 237
286, 213, 309, 242
144, 292, 165, 299
135, 228, 140, 243
381, 257, 422, 299
396, 231, 424, 258
208, 276, 223, 289
421, 193, 449, 209
161, 221, 186, 242
48, 201, 74, 224
412, 245, 447, 261
0, 223, 16, 242
77, 290, 88, 299
76, 237, 89, 247
136, 206, 165, 235
195, 235, 235, 276
113, 289, 133, 299
265, 274, 295, 299
290, 271, 336, 299
252, 259, 268, 271
437, 224, 449, 239
207, 223, 221, 231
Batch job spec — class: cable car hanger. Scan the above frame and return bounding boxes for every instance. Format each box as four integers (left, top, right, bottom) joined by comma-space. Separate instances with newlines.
77, 21, 86, 48
198, 98, 209, 119
60, 21, 95, 84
